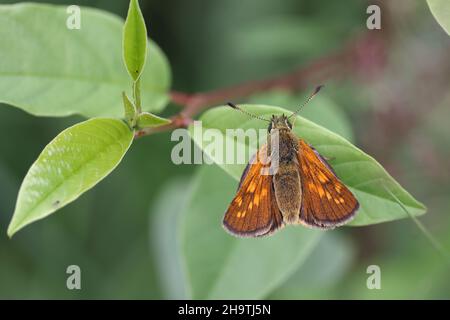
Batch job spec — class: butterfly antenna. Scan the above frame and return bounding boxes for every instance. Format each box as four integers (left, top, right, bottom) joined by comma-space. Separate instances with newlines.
288, 85, 324, 122
227, 102, 270, 122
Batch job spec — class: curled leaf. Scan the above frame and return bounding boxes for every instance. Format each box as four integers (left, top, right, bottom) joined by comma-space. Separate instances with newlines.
122, 91, 137, 126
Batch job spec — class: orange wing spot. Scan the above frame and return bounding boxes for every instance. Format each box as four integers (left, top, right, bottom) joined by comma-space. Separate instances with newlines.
318, 172, 328, 183
248, 202, 253, 210
317, 185, 325, 198
335, 184, 342, 192
326, 191, 332, 200
253, 194, 260, 207
236, 197, 243, 206
308, 182, 316, 192
247, 182, 257, 193
339, 197, 345, 204
241, 211, 247, 217
306, 152, 316, 161
237, 211, 242, 218
334, 198, 340, 204
260, 188, 268, 198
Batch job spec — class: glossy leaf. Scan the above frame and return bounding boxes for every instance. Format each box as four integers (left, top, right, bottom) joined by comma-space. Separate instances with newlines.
0, 3, 171, 118
123, 0, 148, 80
189, 105, 426, 226
7, 118, 134, 237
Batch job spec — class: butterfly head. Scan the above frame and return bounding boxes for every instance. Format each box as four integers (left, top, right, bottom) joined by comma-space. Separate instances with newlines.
268, 114, 292, 132
227, 84, 323, 130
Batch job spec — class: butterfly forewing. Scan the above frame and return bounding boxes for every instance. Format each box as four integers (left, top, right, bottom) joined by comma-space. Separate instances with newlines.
297, 139, 359, 228
223, 144, 284, 237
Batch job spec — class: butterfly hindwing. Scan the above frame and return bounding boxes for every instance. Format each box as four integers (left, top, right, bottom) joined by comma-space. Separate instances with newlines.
297, 139, 359, 228
223, 144, 284, 237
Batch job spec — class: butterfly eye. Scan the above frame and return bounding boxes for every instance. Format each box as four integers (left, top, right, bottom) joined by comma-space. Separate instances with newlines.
268, 122, 273, 132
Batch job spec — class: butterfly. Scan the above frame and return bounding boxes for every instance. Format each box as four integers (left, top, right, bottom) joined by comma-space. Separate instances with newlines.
223, 86, 359, 237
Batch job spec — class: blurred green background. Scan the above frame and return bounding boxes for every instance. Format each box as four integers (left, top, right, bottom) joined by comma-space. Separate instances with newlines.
1, 0, 449, 299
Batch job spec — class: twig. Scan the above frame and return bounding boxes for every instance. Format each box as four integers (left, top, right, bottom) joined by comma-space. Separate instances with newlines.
135, 31, 384, 138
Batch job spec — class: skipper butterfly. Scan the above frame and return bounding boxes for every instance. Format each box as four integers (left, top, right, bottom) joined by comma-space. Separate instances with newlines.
223, 86, 359, 237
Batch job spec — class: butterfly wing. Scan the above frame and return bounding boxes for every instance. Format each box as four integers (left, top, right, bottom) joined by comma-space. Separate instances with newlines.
297, 139, 359, 228
223, 144, 284, 237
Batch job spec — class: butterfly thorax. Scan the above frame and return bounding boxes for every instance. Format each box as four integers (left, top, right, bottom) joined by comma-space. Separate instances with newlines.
267, 115, 298, 163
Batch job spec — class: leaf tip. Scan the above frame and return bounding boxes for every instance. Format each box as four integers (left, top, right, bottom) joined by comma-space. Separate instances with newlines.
136, 112, 171, 129
6, 222, 17, 238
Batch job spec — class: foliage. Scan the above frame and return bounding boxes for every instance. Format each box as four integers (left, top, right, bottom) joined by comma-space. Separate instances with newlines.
0, 0, 448, 299
5, 1, 170, 235
7, 118, 133, 237
0, 3, 170, 118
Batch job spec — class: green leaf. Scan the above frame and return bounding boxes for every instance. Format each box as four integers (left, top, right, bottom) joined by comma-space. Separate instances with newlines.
7, 118, 134, 237
189, 105, 426, 226
268, 233, 355, 299
181, 164, 322, 299
150, 178, 191, 299
136, 112, 170, 128
122, 92, 136, 125
428, 0, 450, 36
0, 3, 171, 118
123, 0, 148, 80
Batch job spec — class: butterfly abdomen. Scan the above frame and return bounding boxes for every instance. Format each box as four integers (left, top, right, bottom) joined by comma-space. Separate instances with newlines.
269, 129, 298, 163
273, 164, 302, 224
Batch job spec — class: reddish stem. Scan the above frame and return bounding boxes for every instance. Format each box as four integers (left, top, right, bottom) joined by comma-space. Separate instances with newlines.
135, 31, 383, 138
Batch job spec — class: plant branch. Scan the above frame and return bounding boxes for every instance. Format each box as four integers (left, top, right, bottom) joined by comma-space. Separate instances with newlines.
135, 31, 385, 138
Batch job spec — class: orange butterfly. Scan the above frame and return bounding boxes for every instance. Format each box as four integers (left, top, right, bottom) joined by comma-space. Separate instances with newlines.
223, 86, 359, 237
